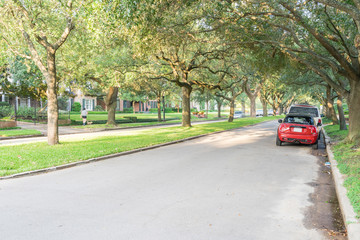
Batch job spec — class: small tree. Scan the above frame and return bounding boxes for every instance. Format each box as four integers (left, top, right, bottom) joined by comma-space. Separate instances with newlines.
0, 1, 80, 145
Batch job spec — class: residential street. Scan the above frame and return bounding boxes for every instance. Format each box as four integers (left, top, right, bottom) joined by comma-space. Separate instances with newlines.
0, 121, 339, 239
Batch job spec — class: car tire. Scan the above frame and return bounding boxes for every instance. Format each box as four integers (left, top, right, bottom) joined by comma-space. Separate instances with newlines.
312, 141, 318, 150
276, 135, 282, 146
317, 130, 322, 140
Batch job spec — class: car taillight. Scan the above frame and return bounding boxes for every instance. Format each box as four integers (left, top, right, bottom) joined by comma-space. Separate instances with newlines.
309, 126, 317, 134
279, 125, 290, 132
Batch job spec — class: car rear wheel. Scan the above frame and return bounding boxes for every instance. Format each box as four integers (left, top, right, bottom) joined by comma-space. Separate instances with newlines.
276, 135, 282, 146
317, 130, 322, 140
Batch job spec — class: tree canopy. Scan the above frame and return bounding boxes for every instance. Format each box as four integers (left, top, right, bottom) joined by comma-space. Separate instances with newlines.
1, 0, 359, 143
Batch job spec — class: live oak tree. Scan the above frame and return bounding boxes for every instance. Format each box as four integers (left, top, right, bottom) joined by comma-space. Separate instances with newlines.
153, 47, 221, 127
242, 73, 261, 118
215, 80, 243, 122
225, 1, 359, 141
113, 0, 228, 127
0, 0, 81, 145
62, 3, 136, 126
213, 60, 247, 122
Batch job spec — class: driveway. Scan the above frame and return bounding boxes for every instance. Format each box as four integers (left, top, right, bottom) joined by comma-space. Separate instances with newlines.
0, 121, 326, 239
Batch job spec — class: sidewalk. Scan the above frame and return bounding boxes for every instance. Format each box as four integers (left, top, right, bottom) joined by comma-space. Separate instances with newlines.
16, 121, 104, 136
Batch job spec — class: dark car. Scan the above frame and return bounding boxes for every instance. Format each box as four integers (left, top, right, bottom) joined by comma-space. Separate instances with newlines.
276, 113, 322, 149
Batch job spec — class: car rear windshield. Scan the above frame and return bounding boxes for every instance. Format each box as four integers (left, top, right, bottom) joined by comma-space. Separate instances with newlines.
289, 107, 319, 117
284, 116, 314, 125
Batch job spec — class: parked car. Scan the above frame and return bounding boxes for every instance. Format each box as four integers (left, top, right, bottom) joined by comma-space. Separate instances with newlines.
267, 109, 274, 116
276, 113, 322, 149
288, 104, 322, 127
234, 111, 244, 118
256, 110, 263, 117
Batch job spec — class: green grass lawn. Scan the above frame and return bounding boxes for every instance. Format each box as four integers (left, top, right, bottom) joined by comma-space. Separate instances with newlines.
72, 119, 182, 129
0, 129, 42, 137
69, 112, 226, 122
71, 112, 228, 129
0, 116, 280, 177
324, 124, 360, 217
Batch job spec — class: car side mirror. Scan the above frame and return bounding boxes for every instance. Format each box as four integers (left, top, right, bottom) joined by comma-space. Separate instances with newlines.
278, 119, 283, 123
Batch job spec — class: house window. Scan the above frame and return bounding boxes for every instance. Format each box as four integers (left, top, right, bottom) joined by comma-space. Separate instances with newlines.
84, 99, 93, 110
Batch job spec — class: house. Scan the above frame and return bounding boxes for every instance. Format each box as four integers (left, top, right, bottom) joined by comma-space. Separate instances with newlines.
72, 89, 97, 111
96, 98, 158, 112
0, 74, 42, 109
1, 91, 42, 109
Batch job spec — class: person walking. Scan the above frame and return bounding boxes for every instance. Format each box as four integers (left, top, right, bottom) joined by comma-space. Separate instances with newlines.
81, 108, 88, 126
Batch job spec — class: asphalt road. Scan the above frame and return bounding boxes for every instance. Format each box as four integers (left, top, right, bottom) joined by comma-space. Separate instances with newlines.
0, 121, 325, 240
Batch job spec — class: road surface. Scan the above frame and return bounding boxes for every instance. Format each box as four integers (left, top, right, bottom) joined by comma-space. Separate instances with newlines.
0, 121, 326, 239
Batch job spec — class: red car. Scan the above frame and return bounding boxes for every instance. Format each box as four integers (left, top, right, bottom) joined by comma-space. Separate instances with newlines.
276, 114, 321, 149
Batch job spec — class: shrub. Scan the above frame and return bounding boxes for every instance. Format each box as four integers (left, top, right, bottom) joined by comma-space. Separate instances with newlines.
0, 102, 10, 107
122, 107, 133, 113
72, 102, 81, 112
88, 111, 107, 114
94, 105, 104, 111
0, 106, 12, 118
16, 106, 36, 119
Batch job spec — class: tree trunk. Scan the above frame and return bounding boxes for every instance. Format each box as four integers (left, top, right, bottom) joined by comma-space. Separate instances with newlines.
105, 86, 119, 125
328, 99, 338, 124
260, 97, 268, 117
157, 95, 162, 122
249, 96, 256, 117
216, 99, 222, 118
336, 95, 347, 131
241, 100, 246, 114
348, 79, 360, 142
206, 96, 209, 119
279, 104, 284, 115
272, 104, 277, 116
228, 99, 235, 122
243, 80, 260, 118
46, 52, 59, 145
182, 86, 192, 127
324, 105, 329, 118
326, 85, 339, 124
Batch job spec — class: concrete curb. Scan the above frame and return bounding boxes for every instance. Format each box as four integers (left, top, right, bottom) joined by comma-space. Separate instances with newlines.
0, 121, 264, 181
323, 129, 360, 240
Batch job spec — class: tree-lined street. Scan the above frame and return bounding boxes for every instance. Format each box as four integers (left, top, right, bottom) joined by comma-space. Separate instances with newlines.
0, 121, 342, 240
1, 1, 359, 238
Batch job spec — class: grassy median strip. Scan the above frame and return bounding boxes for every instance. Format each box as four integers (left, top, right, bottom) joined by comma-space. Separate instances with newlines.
72, 117, 227, 129
324, 124, 360, 217
0, 116, 280, 177
72, 119, 182, 129
0, 129, 42, 137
